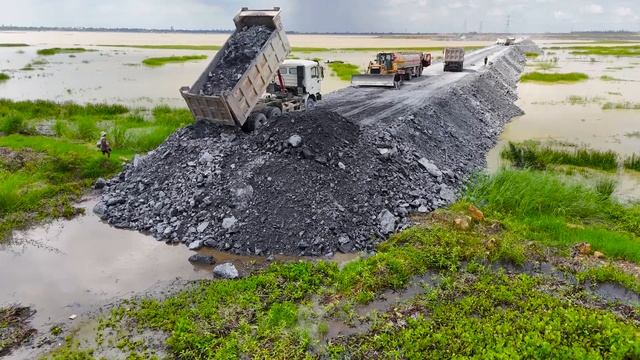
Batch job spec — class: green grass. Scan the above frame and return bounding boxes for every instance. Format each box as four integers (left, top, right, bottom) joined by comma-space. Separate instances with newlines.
37, 48, 90, 56
520, 72, 589, 83
0, 43, 28, 47
601, 75, 625, 81
501, 141, 619, 172
0, 100, 192, 241
625, 154, 640, 172
328, 62, 360, 81
603, 102, 640, 110
531, 61, 558, 71
142, 55, 208, 67
524, 52, 539, 58
0, 73, 9, 82
566, 45, 640, 57
43, 165, 640, 358
102, 44, 222, 51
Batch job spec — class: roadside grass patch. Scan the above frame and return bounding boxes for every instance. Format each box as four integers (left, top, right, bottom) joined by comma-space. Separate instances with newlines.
37, 48, 90, 56
625, 154, 640, 172
501, 141, 618, 172
0, 100, 192, 241
142, 55, 208, 67
520, 72, 589, 83
602, 102, 640, 110
328, 62, 360, 81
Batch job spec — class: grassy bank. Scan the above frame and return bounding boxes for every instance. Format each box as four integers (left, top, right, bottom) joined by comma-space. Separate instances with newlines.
37, 48, 90, 56
520, 72, 589, 83
0, 100, 192, 241
142, 55, 208, 67
46, 167, 640, 359
328, 62, 360, 81
625, 154, 640, 172
501, 141, 618, 171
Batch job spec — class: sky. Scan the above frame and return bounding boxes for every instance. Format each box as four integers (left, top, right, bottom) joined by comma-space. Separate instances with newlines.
0, 0, 639, 33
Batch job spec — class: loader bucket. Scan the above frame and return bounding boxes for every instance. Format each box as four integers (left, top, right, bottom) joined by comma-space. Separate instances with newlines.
351, 74, 397, 88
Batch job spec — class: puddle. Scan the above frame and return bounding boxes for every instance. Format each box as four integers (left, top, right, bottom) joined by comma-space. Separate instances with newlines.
590, 282, 640, 306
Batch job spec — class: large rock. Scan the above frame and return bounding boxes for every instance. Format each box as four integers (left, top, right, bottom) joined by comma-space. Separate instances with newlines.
213, 263, 239, 279
417, 158, 443, 179
93, 202, 108, 219
188, 254, 215, 265
378, 209, 397, 235
287, 134, 302, 148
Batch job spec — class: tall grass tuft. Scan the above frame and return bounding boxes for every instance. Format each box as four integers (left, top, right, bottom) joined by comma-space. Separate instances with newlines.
0, 112, 26, 134
595, 178, 616, 199
328, 62, 361, 81
624, 154, 640, 172
501, 142, 618, 171
0, 73, 9, 81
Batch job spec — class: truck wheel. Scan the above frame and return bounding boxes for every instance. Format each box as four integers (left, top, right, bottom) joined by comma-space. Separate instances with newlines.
263, 106, 282, 119
305, 98, 316, 111
242, 112, 267, 133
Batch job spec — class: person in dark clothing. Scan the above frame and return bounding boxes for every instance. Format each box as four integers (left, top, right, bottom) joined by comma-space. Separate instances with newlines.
97, 132, 112, 158
484, 56, 488, 66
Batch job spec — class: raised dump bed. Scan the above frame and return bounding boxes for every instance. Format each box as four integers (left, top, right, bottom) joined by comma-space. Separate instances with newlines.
180, 7, 291, 127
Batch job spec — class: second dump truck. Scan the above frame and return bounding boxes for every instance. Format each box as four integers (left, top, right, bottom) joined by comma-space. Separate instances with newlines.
443, 47, 465, 72
180, 7, 324, 132
352, 52, 432, 88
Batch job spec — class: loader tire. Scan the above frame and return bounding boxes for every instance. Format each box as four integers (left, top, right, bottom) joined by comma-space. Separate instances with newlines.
263, 106, 282, 119
242, 112, 267, 133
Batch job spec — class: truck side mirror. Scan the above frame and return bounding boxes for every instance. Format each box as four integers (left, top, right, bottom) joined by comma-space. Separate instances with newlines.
320, 67, 324, 79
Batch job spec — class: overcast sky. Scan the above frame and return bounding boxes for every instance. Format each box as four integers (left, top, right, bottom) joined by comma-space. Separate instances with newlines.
1, 0, 639, 33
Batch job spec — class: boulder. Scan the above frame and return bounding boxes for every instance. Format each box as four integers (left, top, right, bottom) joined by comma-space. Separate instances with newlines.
378, 209, 397, 235
94, 178, 107, 190
287, 134, 303, 148
93, 202, 108, 219
188, 254, 215, 265
213, 263, 239, 279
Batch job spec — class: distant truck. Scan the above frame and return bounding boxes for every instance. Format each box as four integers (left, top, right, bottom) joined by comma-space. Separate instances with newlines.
180, 7, 324, 132
505, 37, 516, 46
443, 48, 465, 72
351, 52, 432, 88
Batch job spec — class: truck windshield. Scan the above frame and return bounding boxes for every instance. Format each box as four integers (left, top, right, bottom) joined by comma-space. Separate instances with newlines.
377, 54, 393, 69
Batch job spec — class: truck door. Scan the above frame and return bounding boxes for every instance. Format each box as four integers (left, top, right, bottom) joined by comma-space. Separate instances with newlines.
297, 65, 305, 94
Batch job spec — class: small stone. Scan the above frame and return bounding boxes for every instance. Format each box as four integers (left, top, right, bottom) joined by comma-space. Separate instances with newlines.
188, 240, 204, 250
69, 314, 77, 320
454, 217, 471, 230
338, 162, 346, 170
163, 226, 173, 235
417, 158, 443, 178
288, 134, 303, 148
189, 254, 215, 265
213, 263, 239, 279
222, 216, 237, 229
93, 202, 108, 219
439, 185, 456, 203
197, 221, 210, 233
94, 178, 107, 190
199, 151, 214, 164
594, 251, 605, 259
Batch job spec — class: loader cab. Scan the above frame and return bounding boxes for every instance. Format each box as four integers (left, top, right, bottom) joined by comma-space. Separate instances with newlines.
270, 59, 324, 99
376, 53, 394, 72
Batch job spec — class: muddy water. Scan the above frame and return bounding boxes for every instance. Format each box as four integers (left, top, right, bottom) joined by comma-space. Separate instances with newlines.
487, 45, 640, 202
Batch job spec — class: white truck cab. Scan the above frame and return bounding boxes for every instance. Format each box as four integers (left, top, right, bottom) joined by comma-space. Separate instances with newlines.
270, 59, 324, 105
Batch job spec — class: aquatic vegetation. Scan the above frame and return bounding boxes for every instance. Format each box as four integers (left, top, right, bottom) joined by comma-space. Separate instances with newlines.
567, 45, 640, 57
0, 43, 29, 47
625, 154, 640, 172
37, 47, 90, 56
625, 131, 640, 138
102, 44, 222, 51
600, 75, 625, 81
602, 102, 640, 110
0, 306, 35, 356
524, 52, 539, 58
501, 141, 618, 171
0, 73, 9, 82
328, 62, 360, 81
141, 55, 208, 67
520, 72, 589, 83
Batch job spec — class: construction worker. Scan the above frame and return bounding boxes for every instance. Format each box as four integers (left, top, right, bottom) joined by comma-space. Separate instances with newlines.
484, 56, 488, 66
97, 131, 112, 158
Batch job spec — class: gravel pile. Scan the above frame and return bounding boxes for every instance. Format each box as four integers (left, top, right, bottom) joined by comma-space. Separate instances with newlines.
95, 46, 529, 257
199, 25, 272, 95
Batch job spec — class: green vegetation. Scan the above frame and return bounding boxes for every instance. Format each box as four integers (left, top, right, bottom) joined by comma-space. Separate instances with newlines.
0, 306, 34, 356
328, 62, 360, 81
626, 131, 640, 138
102, 44, 222, 51
520, 72, 589, 83
0, 43, 29, 47
0, 73, 9, 82
531, 61, 558, 71
31, 58, 48, 66
0, 100, 192, 241
45, 166, 640, 358
524, 52, 539, 58
601, 75, 625, 81
566, 95, 602, 105
501, 141, 618, 171
566, 45, 640, 57
37, 48, 90, 56
142, 55, 208, 67
603, 102, 640, 110
625, 154, 640, 172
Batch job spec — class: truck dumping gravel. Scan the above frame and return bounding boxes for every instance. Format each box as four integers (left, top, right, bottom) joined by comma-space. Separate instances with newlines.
95, 46, 531, 257
199, 25, 273, 95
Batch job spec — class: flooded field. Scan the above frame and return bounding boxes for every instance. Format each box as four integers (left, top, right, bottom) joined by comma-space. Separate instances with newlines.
487, 41, 640, 202
0, 31, 489, 107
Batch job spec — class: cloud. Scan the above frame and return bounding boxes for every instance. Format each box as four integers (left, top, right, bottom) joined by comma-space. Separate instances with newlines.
581, 4, 604, 14
614, 6, 634, 17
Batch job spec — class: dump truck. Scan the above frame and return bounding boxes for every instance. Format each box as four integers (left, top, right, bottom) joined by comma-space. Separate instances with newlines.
443, 47, 465, 72
180, 7, 324, 132
351, 52, 432, 88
